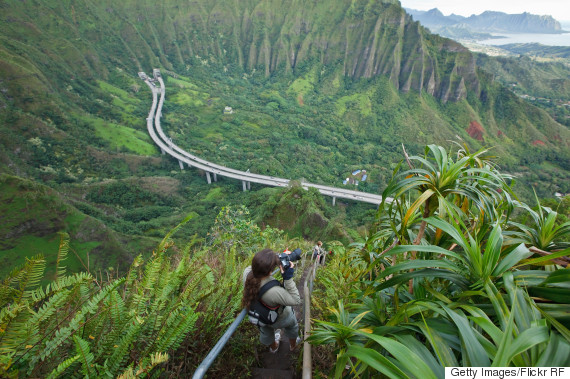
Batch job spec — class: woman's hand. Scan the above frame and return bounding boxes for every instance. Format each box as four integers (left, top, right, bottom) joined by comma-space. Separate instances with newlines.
281, 264, 295, 280
279, 261, 294, 272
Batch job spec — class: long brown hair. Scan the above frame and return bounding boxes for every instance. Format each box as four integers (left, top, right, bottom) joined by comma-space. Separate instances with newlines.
241, 249, 279, 309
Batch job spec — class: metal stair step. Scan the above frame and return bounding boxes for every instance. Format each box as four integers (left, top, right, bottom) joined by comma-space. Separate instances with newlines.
252, 367, 294, 379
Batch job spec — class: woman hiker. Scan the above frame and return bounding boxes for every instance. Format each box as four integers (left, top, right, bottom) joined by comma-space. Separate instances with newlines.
242, 249, 302, 353
312, 241, 326, 264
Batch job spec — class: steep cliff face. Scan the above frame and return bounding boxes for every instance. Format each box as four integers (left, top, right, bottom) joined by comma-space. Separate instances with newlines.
0, 0, 479, 103
144, 0, 480, 102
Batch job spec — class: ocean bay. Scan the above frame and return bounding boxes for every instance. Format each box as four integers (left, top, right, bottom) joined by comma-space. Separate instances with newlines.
477, 32, 570, 46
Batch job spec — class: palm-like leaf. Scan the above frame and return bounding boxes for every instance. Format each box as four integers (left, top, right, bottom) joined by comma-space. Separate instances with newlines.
508, 198, 570, 251
380, 145, 513, 249
311, 144, 569, 377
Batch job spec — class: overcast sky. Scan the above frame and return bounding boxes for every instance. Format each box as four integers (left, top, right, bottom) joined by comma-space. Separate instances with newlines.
399, 0, 570, 22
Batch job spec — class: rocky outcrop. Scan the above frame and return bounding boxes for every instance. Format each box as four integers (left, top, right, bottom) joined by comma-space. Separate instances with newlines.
467, 121, 485, 141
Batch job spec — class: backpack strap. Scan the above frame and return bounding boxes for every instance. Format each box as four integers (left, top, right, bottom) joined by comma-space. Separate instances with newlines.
258, 279, 281, 298
257, 279, 281, 310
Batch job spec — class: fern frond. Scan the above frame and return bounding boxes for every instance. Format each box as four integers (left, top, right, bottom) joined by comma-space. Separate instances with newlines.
0, 303, 32, 354
154, 306, 198, 352
116, 352, 168, 379
73, 335, 95, 378
19, 255, 46, 302
55, 233, 69, 280
108, 289, 126, 327
30, 272, 93, 303
94, 290, 127, 353
131, 257, 163, 314
45, 354, 79, 379
123, 255, 143, 288
29, 289, 71, 326
0, 302, 25, 327
157, 213, 195, 253
0, 284, 19, 309
9, 289, 75, 354
33, 278, 124, 366
103, 321, 142, 377
0, 255, 45, 310
116, 366, 136, 379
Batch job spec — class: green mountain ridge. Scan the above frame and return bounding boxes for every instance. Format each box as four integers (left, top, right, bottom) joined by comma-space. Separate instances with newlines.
0, 0, 569, 275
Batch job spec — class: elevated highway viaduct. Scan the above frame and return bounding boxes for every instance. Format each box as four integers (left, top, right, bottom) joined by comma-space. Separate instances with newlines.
140, 69, 386, 206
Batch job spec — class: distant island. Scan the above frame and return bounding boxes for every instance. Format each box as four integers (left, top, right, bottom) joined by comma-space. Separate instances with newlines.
406, 8, 566, 41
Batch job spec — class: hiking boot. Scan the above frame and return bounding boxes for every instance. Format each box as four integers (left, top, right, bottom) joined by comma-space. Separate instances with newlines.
290, 336, 302, 351
269, 330, 281, 353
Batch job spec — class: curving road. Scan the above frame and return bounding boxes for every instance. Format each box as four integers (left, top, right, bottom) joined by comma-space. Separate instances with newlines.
140, 69, 385, 205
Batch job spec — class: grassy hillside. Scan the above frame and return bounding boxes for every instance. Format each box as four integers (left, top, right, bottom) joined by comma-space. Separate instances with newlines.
0, 174, 159, 279
475, 53, 570, 127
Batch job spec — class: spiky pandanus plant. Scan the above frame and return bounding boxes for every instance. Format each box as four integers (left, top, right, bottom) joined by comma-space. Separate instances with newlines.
310, 144, 570, 378
379, 144, 513, 247
375, 144, 514, 292
505, 193, 570, 267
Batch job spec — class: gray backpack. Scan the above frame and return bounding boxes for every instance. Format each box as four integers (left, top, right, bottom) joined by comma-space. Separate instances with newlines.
247, 280, 281, 326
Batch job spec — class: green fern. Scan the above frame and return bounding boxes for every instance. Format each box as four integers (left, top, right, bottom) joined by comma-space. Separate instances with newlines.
154, 307, 198, 352
0, 255, 46, 307
0, 206, 280, 377
103, 322, 143, 377
30, 272, 93, 303
0, 303, 30, 355
0, 255, 47, 357
34, 278, 124, 366
45, 354, 79, 379
73, 335, 95, 378
157, 213, 195, 253
102, 290, 127, 345
55, 233, 69, 280
117, 352, 169, 379
19, 255, 46, 301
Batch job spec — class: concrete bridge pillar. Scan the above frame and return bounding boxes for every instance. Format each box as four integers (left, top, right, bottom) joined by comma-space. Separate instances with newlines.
206, 172, 212, 184
242, 181, 247, 192
161, 148, 166, 155
332, 197, 336, 206
247, 181, 251, 190
213, 173, 218, 182
178, 160, 184, 170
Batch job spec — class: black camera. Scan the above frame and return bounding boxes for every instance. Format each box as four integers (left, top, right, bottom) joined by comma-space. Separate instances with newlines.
278, 248, 302, 270
279, 253, 292, 270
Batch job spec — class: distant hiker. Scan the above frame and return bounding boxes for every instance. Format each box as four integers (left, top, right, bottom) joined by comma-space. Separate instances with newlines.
312, 241, 326, 264
242, 249, 302, 353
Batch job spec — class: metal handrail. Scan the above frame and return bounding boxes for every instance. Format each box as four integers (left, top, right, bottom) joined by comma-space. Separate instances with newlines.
192, 309, 247, 379
192, 268, 280, 378
302, 253, 325, 378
